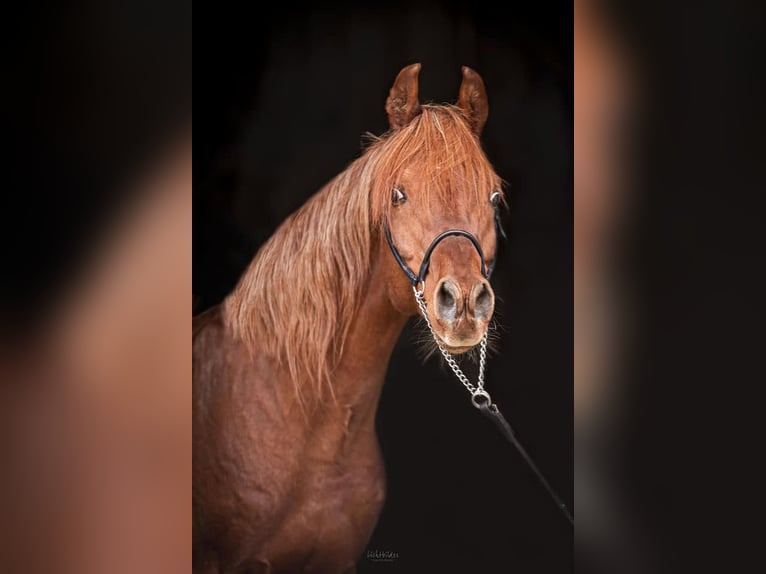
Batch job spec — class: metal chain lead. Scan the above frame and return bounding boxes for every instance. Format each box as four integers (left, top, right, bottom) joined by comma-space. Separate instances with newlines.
413, 285, 491, 408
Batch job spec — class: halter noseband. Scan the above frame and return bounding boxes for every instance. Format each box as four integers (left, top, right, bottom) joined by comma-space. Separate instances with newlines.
383, 206, 506, 291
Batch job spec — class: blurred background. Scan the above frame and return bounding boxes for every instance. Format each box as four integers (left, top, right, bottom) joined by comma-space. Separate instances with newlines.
1, 1, 190, 573
575, 0, 644, 571
576, 0, 766, 572
195, 0, 572, 572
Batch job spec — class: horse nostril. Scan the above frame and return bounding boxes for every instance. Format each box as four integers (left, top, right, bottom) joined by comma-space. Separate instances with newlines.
472, 282, 494, 320
436, 280, 458, 322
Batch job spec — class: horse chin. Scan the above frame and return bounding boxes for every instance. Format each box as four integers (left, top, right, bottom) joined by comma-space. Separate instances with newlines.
442, 343, 474, 355
435, 333, 482, 355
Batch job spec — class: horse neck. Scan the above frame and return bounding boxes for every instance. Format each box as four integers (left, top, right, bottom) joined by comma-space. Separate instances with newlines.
324, 247, 408, 417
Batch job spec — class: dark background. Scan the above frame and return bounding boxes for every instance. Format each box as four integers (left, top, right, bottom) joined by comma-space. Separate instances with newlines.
195, 1, 572, 572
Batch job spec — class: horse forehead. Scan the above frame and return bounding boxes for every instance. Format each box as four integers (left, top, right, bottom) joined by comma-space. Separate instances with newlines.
421, 196, 493, 220
409, 186, 487, 218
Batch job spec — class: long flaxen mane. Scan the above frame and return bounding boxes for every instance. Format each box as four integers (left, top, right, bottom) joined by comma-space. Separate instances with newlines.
224, 104, 503, 407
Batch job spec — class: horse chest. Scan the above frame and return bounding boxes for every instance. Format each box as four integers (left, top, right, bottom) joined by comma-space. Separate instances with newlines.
259, 439, 386, 572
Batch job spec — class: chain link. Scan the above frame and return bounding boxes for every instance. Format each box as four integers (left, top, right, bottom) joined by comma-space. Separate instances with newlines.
413, 286, 490, 406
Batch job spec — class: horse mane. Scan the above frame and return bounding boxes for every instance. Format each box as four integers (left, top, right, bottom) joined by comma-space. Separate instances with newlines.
223, 104, 502, 407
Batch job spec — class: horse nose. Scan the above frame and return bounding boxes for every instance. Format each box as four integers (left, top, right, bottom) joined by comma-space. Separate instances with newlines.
435, 277, 494, 324
435, 278, 462, 323
468, 279, 494, 321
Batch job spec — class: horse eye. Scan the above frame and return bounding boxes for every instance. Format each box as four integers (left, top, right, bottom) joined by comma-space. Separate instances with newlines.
489, 190, 501, 206
392, 187, 407, 206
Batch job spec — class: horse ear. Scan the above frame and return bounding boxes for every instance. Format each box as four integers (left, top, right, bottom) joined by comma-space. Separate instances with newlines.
457, 66, 489, 136
386, 63, 422, 130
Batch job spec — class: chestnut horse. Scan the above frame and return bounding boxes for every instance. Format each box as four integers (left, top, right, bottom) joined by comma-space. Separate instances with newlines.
193, 64, 503, 574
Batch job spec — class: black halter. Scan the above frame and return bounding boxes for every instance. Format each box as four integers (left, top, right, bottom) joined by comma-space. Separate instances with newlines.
384, 206, 506, 288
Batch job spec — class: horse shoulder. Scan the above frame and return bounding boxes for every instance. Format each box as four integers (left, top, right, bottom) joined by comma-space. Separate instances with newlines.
193, 305, 286, 556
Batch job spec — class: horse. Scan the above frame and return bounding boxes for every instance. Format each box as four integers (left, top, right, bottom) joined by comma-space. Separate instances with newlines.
193, 63, 504, 574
